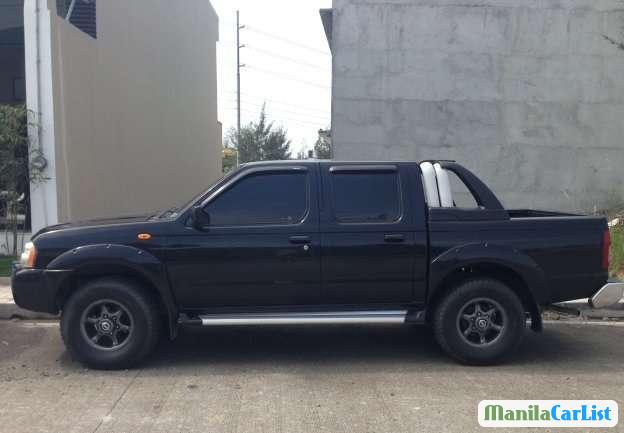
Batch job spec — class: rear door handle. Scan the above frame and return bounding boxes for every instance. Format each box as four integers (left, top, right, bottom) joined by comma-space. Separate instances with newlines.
289, 235, 311, 244
384, 234, 405, 243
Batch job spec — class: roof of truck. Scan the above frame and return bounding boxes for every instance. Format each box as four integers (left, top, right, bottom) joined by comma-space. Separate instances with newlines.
241, 159, 456, 167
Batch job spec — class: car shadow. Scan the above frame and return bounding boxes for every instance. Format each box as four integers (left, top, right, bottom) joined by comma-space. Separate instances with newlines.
141, 322, 621, 373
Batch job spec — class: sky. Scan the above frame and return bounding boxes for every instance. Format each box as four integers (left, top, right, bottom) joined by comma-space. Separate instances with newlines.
210, 0, 333, 158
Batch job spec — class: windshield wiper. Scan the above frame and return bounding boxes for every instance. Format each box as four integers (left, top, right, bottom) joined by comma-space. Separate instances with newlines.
158, 207, 178, 219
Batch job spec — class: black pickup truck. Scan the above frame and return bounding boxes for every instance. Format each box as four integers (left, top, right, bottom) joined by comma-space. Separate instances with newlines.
11, 160, 623, 369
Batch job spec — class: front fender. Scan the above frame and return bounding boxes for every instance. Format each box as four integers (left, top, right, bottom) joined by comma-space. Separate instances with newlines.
429, 243, 548, 305
47, 244, 178, 336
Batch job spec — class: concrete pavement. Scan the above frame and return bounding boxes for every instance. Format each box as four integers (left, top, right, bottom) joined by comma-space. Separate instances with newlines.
1, 320, 624, 433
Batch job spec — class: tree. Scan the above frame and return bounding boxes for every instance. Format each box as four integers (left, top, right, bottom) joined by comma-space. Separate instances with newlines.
221, 146, 237, 173
314, 128, 331, 159
263, 128, 291, 160
0, 105, 46, 256
224, 104, 291, 164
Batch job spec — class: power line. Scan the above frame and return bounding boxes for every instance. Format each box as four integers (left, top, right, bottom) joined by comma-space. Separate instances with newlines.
246, 65, 331, 90
224, 91, 330, 115
221, 94, 330, 118
219, 19, 238, 28
245, 25, 331, 56
226, 99, 329, 121
221, 21, 331, 57
223, 106, 329, 128
219, 102, 329, 126
246, 45, 331, 72
226, 108, 329, 128
245, 95, 329, 115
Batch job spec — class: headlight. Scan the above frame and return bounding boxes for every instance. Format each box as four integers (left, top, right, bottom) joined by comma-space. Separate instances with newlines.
20, 242, 37, 268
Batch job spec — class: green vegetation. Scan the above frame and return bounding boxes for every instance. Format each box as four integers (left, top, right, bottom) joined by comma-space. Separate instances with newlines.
314, 128, 331, 159
0, 256, 15, 277
611, 226, 624, 279
222, 146, 237, 174
1, 104, 46, 257
224, 104, 291, 169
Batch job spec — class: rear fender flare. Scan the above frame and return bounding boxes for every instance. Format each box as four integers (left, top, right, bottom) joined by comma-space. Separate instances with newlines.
428, 243, 548, 313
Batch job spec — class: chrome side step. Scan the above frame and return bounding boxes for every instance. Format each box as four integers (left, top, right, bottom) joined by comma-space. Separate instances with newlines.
196, 310, 408, 326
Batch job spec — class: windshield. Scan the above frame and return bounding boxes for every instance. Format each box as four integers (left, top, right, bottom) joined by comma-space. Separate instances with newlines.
156, 169, 239, 219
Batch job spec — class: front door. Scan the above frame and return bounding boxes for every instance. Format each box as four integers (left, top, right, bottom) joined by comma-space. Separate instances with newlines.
166, 165, 321, 310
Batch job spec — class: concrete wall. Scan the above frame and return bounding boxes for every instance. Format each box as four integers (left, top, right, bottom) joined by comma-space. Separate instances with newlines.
329, 0, 624, 212
27, 0, 221, 229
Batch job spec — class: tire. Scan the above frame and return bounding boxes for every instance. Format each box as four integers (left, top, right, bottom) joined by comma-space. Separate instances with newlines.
432, 278, 525, 365
60, 277, 161, 370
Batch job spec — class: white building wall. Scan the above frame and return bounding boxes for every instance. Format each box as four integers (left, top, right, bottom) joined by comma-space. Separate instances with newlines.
24, 0, 222, 234
330, 0, 624, 212
24, 0, 59, 234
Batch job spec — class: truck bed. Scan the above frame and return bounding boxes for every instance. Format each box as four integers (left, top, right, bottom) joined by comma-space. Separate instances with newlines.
508, 209, 579, 218
430, 207, 608, 305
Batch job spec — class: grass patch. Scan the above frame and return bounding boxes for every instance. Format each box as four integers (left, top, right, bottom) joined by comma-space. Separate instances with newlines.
0, 256, 16, 277
611, 226, 624, 279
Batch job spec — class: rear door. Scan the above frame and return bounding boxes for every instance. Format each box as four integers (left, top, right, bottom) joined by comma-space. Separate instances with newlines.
319, 163, 427, 305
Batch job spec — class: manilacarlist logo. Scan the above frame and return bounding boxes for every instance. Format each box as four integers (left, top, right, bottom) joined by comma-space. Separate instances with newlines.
478, 400, 618, 428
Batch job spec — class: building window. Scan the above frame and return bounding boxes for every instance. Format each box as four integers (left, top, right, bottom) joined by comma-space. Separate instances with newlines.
13, 78, 25, 102
56, 0, 97, 39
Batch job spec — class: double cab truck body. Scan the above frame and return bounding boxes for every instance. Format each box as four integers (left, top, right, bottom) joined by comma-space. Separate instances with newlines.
11, 160, 623, 368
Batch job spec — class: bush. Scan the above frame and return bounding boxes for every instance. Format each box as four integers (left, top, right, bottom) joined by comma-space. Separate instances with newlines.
0, 104, 46, 255
611, 226, 624, 279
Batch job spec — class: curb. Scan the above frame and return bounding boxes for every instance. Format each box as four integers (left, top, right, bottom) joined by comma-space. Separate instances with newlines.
0, 303, 58, 321
0, 277, 10, 285
549, 300, 624, 321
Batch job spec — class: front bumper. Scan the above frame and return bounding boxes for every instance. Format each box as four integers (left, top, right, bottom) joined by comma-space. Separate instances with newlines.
589, 281, 624, 309
11, 267, 72, 314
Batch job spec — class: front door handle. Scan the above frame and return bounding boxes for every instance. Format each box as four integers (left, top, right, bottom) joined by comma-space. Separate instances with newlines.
289, 235, 311, 244
384, 234, 405, 243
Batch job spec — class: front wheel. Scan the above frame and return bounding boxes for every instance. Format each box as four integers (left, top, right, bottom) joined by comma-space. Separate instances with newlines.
432, 278, 526, 365
60, 277, 161, 369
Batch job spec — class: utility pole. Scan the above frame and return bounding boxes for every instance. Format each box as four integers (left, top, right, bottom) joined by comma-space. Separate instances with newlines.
236, 10, 245, 167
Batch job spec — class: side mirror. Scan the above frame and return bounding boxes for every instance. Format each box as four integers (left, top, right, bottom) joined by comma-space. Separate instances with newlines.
191, 206, 211, 230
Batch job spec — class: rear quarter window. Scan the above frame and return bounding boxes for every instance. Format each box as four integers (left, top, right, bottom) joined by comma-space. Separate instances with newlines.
447, 170, 479, 208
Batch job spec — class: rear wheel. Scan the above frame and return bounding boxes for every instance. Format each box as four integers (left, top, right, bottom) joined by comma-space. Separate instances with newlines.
432, 278, 525, 365
60, 277, 161, 369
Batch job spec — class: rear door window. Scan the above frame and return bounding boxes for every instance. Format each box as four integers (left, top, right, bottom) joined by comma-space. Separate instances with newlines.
330, 170, 401, 223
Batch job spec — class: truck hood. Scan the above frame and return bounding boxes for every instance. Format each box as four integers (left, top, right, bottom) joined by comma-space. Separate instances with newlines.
33, 214, 152, 237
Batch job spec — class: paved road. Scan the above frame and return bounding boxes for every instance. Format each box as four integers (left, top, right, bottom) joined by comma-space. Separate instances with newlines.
1, 320, 623, 433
